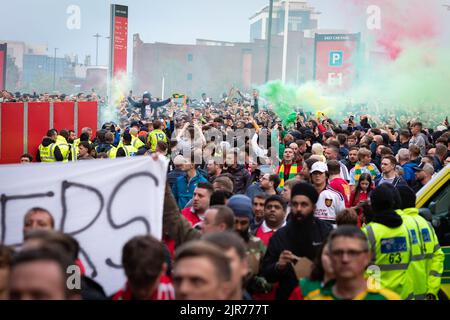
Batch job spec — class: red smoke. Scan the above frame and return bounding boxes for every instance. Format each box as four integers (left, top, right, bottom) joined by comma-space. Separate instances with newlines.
346, 0, 441, 60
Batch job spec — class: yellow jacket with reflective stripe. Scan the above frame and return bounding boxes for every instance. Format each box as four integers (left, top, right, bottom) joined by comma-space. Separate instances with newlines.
362, 220, 414, 300
107, 146, 118, 159
131, 136, 146, 150
69, 143, 77, 161
38, 143, 57, 162
148, 129, 167, 152
56, 135, 70, 162
72, 138, 92, 161
399, 208, 444, 298
123, 145, 138, 157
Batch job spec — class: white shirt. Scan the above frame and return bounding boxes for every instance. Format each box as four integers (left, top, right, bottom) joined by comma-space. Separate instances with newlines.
339, 162, 350, 181
314, 187, 346, 223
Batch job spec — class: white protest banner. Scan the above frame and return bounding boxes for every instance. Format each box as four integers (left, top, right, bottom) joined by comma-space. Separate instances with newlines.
0, 156, 168, 294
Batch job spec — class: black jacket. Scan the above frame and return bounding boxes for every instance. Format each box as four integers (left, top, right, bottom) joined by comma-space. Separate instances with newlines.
127, 96, 171, 120
261, 215, 333, 300
223, 165, 250, 194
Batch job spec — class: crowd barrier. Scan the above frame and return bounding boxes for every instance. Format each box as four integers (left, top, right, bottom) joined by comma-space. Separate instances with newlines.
0, 101, 98, 164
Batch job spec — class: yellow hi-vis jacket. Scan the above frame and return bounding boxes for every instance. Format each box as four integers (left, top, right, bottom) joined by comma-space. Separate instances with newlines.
398, 208, 444, 299
55, 135, 70, 162
148, 129, 167, 152
131, 136, 146, 150
38, 143, 57, 162
123, 145, 138, 157
363, 221, 414, 300
107, 146, 118, 159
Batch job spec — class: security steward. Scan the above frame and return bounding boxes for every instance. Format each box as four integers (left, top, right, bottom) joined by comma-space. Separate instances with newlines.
37, 129, 64, 162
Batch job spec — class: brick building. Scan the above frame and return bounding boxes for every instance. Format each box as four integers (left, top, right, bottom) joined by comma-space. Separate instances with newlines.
132, 30, 317, 99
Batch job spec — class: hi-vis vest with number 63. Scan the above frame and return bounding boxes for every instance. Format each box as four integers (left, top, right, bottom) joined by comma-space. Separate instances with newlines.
363, 222, 414, 300
38, 144, 57, 162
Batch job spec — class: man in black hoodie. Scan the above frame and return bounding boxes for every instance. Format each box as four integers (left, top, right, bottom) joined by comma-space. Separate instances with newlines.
36, 129, 63, 162
127, 91, 171, 120
261, 183, 333, 300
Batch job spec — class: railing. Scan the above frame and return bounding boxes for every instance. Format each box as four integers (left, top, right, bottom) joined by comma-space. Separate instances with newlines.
0, 101, 98, 164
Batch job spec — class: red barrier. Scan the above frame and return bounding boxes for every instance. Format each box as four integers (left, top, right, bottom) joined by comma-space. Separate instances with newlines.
0, 103, 24, 164
54, 102, 75, 132
0, 101, 98, 164
27, 102, 50, 161
78, 101, 98, 136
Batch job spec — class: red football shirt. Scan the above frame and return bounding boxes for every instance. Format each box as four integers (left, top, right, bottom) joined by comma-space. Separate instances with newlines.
329, 178, 351, 208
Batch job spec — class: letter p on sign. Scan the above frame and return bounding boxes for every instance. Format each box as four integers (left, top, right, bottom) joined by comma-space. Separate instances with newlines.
329, 51, 343, 66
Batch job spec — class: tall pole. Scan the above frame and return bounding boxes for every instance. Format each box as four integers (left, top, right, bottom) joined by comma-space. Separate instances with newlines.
265, 0, 274, 83
281, 0, 290, 84
93, 33, 102, 66
53, 48, 58, 92
161, 76, 165, 100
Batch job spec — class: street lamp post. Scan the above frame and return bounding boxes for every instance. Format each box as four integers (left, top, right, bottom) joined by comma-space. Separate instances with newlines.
281, 0, 290, 84
265, 0, 274, 83
93, 33, 102, 66
53, 47, 58, 92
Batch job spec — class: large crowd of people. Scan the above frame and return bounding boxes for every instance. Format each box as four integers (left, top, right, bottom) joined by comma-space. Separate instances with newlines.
0, 89, 103, 103
1, 87, 449, 300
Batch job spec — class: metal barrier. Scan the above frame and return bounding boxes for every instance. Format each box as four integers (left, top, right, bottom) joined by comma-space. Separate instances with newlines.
0, 101, 98, 164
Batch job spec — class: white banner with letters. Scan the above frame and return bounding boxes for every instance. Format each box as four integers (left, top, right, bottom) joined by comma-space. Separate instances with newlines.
0, 156, 168, 294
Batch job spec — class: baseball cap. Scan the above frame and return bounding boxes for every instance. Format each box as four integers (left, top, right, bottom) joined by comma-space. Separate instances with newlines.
311, 161, 328, 173
173, 155, 188, 166
413, 163, 434, 175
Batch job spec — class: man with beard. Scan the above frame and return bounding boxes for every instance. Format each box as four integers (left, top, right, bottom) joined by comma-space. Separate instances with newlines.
251, 194, 267, 232
227, 195, 267, 292
261, 183, 333, 300
181, 183, 213, 230
341, 147, 359, 172
412, 163, 434, 192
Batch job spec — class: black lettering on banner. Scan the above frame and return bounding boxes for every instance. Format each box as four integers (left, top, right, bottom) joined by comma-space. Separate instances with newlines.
60, 180, 104, 278
0, 192, 54, 243
105, 172, 159, 268
60, 180, 104, 234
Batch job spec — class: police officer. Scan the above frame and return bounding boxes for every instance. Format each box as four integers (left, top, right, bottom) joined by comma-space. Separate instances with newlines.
362, 184, 414, 300
37, 129, 63, 163
396, 186, 444, 300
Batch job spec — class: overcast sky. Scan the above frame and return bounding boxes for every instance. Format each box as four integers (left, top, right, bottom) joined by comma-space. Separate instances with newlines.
1, 0, 449, 67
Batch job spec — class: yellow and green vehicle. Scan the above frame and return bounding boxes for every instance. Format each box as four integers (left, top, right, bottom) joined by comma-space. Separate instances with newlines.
416, 164, 450, 299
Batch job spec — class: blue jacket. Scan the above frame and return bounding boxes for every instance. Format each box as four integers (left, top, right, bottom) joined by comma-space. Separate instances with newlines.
402, 162, 417, 185
172, 170, 208, 209
245, 183, 265, 201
